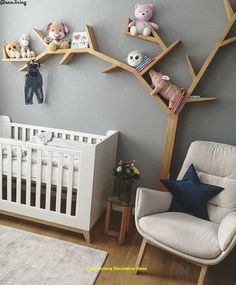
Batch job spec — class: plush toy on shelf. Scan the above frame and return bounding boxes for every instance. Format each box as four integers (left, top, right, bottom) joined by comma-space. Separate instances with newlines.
5, 40, 21, 59
127, 50, 153, 72
127, 50, 144, 67
19, 34, 36, 58
128, 4, 159, 36
44, 22, 70, 51
149, 70, 185, 109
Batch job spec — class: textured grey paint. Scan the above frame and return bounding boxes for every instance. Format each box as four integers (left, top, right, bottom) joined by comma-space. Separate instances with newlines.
0, 0, 235, 188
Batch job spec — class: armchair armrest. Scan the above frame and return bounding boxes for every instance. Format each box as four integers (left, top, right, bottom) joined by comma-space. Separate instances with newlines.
218, 212, 236, 251
135, 187, 172, 219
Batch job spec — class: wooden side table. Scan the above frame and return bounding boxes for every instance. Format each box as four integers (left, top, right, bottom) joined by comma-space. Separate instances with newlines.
104, 196, 134, 245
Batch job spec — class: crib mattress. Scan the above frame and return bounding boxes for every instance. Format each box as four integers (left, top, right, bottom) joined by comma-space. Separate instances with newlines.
2, 154, 79, 188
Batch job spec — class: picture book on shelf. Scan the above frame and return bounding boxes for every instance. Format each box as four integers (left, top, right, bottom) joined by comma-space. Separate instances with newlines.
171, 91, 186, 113
135, 56, 153, 72
71, 32, 89, 48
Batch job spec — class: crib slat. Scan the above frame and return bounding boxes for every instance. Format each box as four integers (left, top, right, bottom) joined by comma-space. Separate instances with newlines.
36, 149, 42, 208
7, 145, 12, 201
56, 153, 63, 213
0, 145, 2, 199
30, 129, 34, 140
74, 158, 80, 217
45, 151, 52, 210
22, 128, 26, 142
62, 133, 66, 139
75, 184, 80, 217
15, 127, 18, 140
70, 134, 74, 141
16, 147, 22, 203
26, 148, 32, 205
66, 155, 74, 215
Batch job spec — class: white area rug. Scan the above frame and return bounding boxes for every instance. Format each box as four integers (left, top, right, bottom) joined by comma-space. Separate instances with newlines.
0, 225, 107, 285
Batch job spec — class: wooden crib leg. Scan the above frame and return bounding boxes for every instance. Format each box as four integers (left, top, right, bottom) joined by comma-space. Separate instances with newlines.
83, 231, 91, 243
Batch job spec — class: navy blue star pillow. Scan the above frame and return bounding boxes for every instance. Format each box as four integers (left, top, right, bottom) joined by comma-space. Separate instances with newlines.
161, 164, 224, 220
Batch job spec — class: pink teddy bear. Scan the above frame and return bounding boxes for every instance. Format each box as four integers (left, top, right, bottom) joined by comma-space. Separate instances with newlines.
129, 4, 159, 36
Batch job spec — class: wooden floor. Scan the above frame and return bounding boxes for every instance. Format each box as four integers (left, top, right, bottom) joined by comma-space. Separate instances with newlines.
0, 212, 235, 285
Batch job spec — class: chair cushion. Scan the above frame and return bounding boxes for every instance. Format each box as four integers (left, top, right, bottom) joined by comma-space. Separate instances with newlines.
161, 164, 224, 220
139, 212, 221, 259
178, 141, 236, 223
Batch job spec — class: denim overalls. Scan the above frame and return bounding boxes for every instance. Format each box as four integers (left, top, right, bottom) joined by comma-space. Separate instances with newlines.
25, 63, 44, 105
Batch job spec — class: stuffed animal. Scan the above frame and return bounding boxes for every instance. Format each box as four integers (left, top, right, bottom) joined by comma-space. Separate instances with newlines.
19, 34, 35, 58
44, 22, 70, 51
5, 40, 21, 59
128, 4, 159, 36
149, 70, 185, 109
127, 50, 144, 67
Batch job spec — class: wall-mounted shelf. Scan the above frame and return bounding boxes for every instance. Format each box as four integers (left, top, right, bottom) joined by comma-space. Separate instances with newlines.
15, 24, 181, 115
3, 23, 181, 115
19, 26, 140, 74
124, 19, 168, 51
2, 58, 35, 62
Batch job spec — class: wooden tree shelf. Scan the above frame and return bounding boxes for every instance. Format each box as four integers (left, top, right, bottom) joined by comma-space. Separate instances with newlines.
16, 24, 181, 115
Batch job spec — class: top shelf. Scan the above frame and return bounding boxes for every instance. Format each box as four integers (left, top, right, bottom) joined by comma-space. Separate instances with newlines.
124, 19, 168, 51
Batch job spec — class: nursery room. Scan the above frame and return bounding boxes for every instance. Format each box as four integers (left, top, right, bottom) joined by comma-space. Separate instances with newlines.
0, 0, 236, 284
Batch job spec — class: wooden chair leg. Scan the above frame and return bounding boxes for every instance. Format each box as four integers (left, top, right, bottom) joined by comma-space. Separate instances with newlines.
197, 265, 208, 285
135, 238, 147, 274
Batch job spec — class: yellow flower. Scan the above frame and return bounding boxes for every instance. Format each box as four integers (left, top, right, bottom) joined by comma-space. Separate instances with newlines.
117, 166, 122, 172
133, 167, 139, 175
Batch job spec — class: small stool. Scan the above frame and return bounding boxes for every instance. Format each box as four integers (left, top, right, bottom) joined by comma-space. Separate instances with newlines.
104, 196, 134, 245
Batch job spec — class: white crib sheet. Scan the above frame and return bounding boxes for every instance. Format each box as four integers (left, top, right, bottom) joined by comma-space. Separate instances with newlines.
2, 154, 79, 188
2, 148, 80, 171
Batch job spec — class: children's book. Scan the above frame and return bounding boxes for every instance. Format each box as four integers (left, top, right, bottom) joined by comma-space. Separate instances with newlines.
71, 32, 89, 48
171, 91, 186, 113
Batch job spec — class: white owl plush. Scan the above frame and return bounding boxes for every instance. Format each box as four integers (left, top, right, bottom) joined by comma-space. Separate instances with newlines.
127, 50, 144, 67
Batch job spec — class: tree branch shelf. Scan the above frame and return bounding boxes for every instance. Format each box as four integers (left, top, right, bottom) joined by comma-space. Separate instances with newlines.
186, 97, 216, 103
124, 18, 168, 51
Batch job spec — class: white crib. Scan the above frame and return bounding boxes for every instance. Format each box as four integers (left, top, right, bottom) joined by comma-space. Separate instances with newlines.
0, 116, 118, 242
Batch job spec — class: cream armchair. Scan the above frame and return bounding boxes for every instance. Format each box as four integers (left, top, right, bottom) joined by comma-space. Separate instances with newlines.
135, 141, 236, 285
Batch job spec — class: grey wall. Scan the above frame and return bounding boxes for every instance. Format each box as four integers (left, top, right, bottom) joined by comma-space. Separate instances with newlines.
0, 0, 236, 188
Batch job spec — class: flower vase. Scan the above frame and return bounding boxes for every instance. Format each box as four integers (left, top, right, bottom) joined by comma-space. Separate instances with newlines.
117, 179, 133, 203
